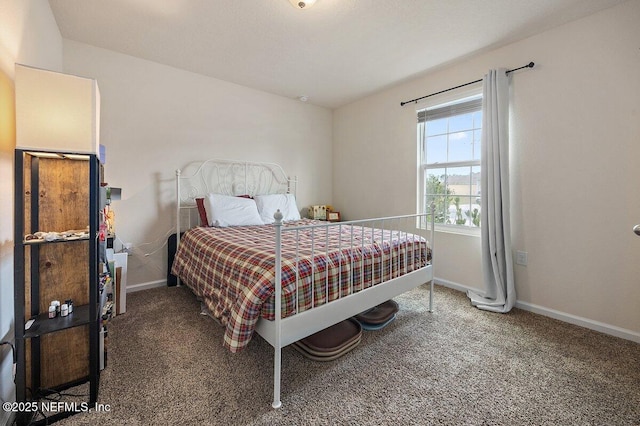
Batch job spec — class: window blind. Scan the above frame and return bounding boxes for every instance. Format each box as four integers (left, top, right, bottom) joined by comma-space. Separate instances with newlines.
417, 96, 482, 123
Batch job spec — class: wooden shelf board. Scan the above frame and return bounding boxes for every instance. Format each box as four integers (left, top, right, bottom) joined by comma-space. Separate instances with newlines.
23, 304, 93, 338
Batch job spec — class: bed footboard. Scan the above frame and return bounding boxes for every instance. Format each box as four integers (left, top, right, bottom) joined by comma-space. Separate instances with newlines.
267, 206, 435, 408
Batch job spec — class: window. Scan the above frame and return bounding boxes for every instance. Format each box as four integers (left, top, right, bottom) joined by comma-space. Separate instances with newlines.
418, 93, 482, 230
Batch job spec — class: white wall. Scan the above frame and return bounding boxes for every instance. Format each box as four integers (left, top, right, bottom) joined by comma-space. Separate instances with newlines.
333, 1, 640, 339
62, 41, 333, 287
0, 1, 63, 423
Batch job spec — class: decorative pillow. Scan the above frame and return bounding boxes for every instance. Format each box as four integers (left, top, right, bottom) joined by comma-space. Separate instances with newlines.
254, 194, 301, 224
204, 193, 264, 227
196, 195, 251, 227
195, 198, 209, 227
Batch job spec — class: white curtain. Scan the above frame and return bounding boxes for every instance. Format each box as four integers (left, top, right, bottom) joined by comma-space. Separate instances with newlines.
467, 68, 516, 313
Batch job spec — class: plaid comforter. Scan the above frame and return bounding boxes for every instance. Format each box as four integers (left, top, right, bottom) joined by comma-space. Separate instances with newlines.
171, 219, 430, 352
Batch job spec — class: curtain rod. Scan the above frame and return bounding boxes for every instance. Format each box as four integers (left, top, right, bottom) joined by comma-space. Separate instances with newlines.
400, 62, 535, 107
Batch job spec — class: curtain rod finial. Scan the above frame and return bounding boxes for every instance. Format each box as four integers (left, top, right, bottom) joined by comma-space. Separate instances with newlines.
528, 62, 535, 68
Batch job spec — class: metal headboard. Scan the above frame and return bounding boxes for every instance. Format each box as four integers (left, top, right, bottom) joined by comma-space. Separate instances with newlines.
176, 158, 297, 233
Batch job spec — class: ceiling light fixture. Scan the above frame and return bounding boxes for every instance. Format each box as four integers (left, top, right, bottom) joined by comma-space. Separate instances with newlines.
289, 0, 316, 10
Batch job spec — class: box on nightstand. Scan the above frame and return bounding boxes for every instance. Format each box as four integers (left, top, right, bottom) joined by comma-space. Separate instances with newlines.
308, 205, 327, 220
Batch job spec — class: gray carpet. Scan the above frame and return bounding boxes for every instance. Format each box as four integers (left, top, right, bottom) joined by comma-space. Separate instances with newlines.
53, 284, 639, 426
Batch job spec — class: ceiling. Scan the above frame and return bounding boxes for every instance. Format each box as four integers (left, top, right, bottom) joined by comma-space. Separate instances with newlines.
49, 0, 625, 109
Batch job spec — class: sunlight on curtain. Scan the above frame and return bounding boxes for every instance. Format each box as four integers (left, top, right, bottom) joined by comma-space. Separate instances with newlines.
467, 68, 516, 313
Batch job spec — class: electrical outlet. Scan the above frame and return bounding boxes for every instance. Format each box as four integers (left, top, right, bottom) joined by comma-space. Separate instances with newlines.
122, 243, 133, 256
515, 250, 528, 266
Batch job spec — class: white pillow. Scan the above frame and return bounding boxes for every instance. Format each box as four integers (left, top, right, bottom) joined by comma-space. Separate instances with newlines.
254, 194, 301, 224
204, 193, 264, 227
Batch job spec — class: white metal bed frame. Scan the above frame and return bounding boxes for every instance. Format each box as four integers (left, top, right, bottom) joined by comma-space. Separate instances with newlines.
175, 159, 435, 409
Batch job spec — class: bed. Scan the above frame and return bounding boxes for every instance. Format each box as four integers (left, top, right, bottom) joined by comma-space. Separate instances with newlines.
171, 159, 435, 408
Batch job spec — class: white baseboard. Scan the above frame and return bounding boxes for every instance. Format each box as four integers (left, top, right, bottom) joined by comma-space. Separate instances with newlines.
126, 279, 166, 293
434, 277, 476, 294
433, 277, 640, 344
514, 300, 640, 344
